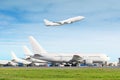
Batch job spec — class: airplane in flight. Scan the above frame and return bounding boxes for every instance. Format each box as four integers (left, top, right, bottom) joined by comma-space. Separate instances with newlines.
44, 16, 85, 26
29, 36, 110, 66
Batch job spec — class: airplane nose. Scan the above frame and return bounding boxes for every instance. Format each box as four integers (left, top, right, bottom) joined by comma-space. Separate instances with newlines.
78, 16, 85, 19
78, 16, 85, 20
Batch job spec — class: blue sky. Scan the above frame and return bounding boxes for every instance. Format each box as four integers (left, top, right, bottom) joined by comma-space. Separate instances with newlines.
0, 0, 120, 62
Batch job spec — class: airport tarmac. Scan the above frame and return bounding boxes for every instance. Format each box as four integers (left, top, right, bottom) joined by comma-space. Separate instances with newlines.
1, 66, 120, 69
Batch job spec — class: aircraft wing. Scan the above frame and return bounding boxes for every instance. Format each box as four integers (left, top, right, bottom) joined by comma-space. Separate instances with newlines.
70, 55, 83, 62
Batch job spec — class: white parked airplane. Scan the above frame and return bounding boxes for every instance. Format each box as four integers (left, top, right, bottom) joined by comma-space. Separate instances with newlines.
11, 51, 31, 65
0, 60, 17, 66
29, 36, 110, 66
44, 16, 85, 26
29, 36, 83, 64
23, 46, 47, 63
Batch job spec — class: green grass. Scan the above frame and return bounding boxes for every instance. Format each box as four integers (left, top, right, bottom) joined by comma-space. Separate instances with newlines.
0, 67, 120, 80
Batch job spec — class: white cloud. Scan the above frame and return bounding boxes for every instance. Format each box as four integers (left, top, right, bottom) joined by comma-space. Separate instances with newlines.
0, 0, 120, 24
0, 42, 28, 45
0, 14, 16, 25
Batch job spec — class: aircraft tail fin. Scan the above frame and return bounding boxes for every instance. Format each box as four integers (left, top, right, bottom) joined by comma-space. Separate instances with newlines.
11, 51, 18, 60
23, 46, 33, 57
29, 36, 47, 55
44, 19, 54, 26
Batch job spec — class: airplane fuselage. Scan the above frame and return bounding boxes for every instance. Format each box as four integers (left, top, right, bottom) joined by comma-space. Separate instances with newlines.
33, 53, 109, 64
